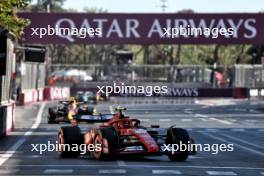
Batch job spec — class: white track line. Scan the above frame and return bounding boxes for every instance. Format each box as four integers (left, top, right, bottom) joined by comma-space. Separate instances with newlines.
206, 171, 237, 175
117, 160, 127, 166
43, 169, 73, 174
4, 164, 264, 170
152, 170, 181, 174
0, 169, 19, 174
181, 119, 192, 122
220, 133, 263, 149
159, 119, 171, 122
0, 102, 46, 166
24, 155, 41, 158
201, 132, 264, 157
140, 119, 150, 122
193, 114, 264, 117
231, 129, 245, 132
195, 114, 208, 118
245, 120, 258, 122
98, 169, 126, 174
209, 117, 233, 125
204, 129, 218, 132
200, 118, 210, 121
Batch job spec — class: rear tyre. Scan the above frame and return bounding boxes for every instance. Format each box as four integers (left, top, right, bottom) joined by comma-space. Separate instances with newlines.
166, 127, 190, 162
78, 107, 95, 115
87, 107, 95, 115
189, 138, 197, 155
93, 127, 118, 160
48, 108, 56, 124
57, 126, 83, 158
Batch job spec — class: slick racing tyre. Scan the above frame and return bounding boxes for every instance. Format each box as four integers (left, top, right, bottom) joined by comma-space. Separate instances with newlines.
78, 107, 95, 115
189, 138, 197, 155
87, 107, 95, 115
93, 127, 118, 160
58, 126, 83, 158
166, 127, 190, 162
48, 108, 57, 124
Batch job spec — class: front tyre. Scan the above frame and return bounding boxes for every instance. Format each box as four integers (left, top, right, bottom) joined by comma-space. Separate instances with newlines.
166, 127, 190, 162
93, 127, 118, 160
57, 126, 83, 158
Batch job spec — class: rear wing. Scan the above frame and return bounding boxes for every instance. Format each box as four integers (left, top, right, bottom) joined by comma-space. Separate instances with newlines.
76, 114, 113, 123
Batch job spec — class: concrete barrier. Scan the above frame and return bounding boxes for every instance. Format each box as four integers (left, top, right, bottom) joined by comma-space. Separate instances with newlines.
5, 102, 15, 133
19, 89, 38, 105
19, 87, 70, 105
233, 87, 248, 99
249, 88, 264, 98
37, 88, 44, 101
44, 87, 70, 100
0, 106, 6, 138
0, 102, 15, 137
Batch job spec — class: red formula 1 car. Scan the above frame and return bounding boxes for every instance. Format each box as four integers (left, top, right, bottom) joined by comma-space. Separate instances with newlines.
57, 107, 196, 161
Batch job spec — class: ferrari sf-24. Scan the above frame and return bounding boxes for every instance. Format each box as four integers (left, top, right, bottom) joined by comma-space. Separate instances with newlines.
57, 107, 196, 161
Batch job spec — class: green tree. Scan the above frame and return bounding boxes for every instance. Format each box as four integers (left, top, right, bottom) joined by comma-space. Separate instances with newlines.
0, 0, 30, 37
27, 0, 66, 12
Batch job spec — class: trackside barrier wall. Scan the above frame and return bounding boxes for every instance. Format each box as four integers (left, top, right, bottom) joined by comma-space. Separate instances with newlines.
19, 62, 46, 105
0, 106, 6, 137
38, 88, 44, 101
43, 87, 70, 101
19, 87, 70, 105
0, 102, 15, 138
249, 88, 264, 98
0, 33, 16, 137
19, 89, 38, 105
232, 87, 248, 99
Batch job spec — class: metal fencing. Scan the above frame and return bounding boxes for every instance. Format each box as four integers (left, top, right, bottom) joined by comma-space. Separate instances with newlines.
21, 62, 46, 90
20, 62, 46, 90
0, 38, 15, 104
234, 65, 264, 88
47, 64, 232, 88
47, 64, 264, 88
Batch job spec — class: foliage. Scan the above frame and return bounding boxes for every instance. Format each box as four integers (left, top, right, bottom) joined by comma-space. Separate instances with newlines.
0, 0, 30, 37
26, 0, 66, 12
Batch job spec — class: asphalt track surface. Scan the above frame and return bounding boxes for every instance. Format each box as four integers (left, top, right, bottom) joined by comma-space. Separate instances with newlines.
0, 98, 263, 176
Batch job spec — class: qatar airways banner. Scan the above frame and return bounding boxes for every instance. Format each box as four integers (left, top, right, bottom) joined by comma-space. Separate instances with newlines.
19, 12, 264, 44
